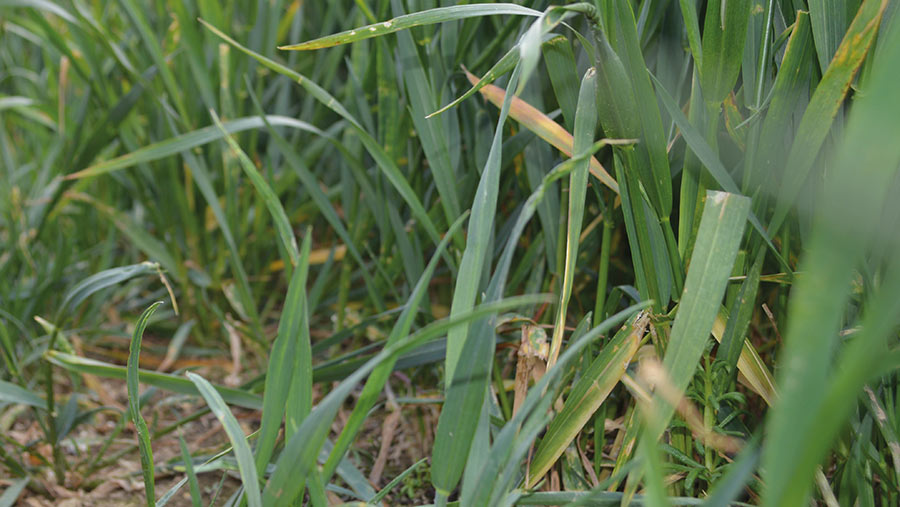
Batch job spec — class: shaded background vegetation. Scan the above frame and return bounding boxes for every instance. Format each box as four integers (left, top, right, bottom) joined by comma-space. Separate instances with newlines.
2, 0, 900, 505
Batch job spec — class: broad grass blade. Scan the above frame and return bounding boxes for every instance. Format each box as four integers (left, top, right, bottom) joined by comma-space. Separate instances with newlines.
808, 0, 859, 72
746, 11, 814, 193
0, 477, 29, 507
186, 372, 261, 507
609, 1, 673, 217
699, 0, 751, 105
431, 142, 612, 504
763, 18, 900, 505
769, 0, 889, 234
653, 191, 750, 438
516, 5, 585, 94
528, 311, 647, 486
442, 65, 520, 385
547, 67, 598, 367
254, 231, 312, 473
463, 304, 650, 504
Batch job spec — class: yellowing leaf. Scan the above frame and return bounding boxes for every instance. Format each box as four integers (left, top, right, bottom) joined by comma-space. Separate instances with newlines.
465, 69, 619, 194
712, 310, 777, 406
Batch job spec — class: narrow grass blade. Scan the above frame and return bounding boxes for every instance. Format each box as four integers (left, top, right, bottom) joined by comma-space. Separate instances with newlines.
548, 67, 599, 367
613, 150, 666, 309
128, 301, 164, 506
652, 191, 750, 438
443, 65, 520, 385
808, 0, 857, 72
66, 193, 179, 278
154, 478, 188, 507
0, 0, 76, 22
186, 372, 261, 507
716, 250, 766, 389
367, 458, 427, 505
714, 314, 777, 407
428, 45, 518, 119
542, 35, 579, 130
284, 233, 313, 436
45, 351, 262, 410
262, 294, 549, 506
254, 231, 312, 473
701, 436, 761, 506
279, 4, 540, 50
463, 304, 650, 504
0, 379, 47, 410
591, 17, 641, 138
171, 2, 216, 111
323, 213, 467, 481
57, 262, 159, 320
0, 477, 29, 507
201, 19, 445, 248
651, 73, 789, 274
466, 69, 618, 193
210, 110, 299, 265
394, 19, 460, 224
66, 116, 324, 180
516, 5, 586, 94
320, 439, 377, 501
769, 0, 888, 234
528, 311, 647, 486
434, 66, 522, 501
636, 422, 669, 507
180, 151, 262, 334
609, 1, 673, 217
249, 102, 382, 312
678, 0, 703, 66
178, 434, 202, 507
115, 0, 189, 122
747, 11, 814, 192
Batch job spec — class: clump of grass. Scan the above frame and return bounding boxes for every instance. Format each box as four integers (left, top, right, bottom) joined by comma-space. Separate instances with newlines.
1, 1, 900, 506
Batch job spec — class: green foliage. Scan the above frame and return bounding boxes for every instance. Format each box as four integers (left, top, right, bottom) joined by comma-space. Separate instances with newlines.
1, 1, 899, 505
